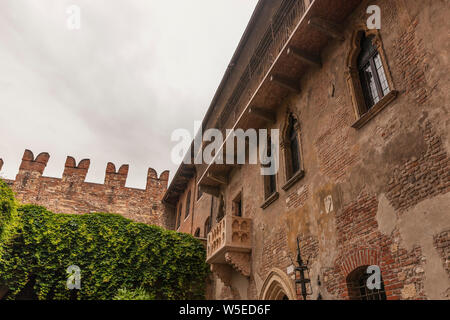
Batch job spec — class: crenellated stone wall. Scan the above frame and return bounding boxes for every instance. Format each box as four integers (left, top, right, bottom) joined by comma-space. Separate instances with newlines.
0, 149, 169, 227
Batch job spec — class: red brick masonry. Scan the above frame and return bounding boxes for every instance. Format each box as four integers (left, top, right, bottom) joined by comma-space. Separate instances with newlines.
0, 150, 169, 227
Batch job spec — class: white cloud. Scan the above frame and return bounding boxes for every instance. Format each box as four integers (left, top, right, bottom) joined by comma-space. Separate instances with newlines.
0, 0, 258, 188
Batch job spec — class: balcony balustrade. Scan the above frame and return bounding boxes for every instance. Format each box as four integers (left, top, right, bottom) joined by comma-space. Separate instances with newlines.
206, 215, 252, 266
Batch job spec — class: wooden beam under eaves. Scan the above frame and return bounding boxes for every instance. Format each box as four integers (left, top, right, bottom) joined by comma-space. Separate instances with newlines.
270, 74, 300, 93
180, 168, 195, 179
286, 46, 322, 67
207, 172, 227, 185
172, 187, 186, 194
308, 17, 344, 42
248, 107, 276, 124
199, 184, 220, 197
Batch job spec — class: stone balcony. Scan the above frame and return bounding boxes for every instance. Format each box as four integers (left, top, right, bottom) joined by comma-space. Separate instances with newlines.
206, 215, 252, 279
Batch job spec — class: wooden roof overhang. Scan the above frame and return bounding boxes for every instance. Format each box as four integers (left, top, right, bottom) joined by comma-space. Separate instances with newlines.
164, 0, 363, 204
197, 0, 362, 193
162, 162, 195, 206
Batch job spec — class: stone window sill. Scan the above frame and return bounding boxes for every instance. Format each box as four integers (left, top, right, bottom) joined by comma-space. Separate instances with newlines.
282, 170, 305, 192
351, 90, 398, 129
261, 192, 279, 209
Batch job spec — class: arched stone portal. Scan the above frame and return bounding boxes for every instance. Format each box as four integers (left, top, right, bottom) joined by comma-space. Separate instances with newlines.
260, 268, 297, 300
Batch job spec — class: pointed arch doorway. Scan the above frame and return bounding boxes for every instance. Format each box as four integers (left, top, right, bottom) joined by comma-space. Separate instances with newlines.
260, 268, 297, 300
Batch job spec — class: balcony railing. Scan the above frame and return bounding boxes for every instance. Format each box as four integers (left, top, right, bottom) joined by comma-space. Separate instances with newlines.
206, 215, 252, 264
216, 0, 309, 129
197, 0, 311, 182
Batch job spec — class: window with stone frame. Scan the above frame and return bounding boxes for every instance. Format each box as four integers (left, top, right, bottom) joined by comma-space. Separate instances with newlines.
281, 112, 304, 191
233, 192, 243, 217
346, 29, 397, 129
357, 34, 390, 111
346, 266, 387, 300
185, 190, 191, 219
287, 114, 301, 177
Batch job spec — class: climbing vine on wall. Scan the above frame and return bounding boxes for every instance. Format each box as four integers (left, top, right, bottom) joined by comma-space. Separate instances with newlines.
0, 179, 208, 300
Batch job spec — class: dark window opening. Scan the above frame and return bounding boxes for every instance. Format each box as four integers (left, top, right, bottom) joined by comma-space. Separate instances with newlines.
264, 138, 277, 199
347, 266, 387, 300
217, 194, 225, 222
197, 185, 203, 200
176, 204, 182, 230
266, 174, 277, 198
286, 114, 301, 178
358, 34, 390, 111
194, 228, 200, 238
233, 193, 242, 217
204, 217, 211, 238
185, 191, 191, 218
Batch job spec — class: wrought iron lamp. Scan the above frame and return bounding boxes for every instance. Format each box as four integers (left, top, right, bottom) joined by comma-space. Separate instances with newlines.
294, 236, 312, 300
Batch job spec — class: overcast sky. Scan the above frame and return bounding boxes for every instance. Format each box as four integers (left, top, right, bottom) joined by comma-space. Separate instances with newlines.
0, 0, 258, 188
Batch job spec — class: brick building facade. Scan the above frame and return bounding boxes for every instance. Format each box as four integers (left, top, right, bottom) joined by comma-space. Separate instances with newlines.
1, 0, 448, 301
163, 0, 450, 300
0, 150, 169, 227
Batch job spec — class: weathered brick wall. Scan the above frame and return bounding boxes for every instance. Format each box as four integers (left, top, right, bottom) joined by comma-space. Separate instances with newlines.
260, 226, 291, 280
314, 102, 360, 182
386, 122, 450, 212
0, 150, 169, 227
166, 0, 450, 300
434, 231, 450, 278
286, 184, 309, 210
323, 193, 427, 300
392, 18, 429, 105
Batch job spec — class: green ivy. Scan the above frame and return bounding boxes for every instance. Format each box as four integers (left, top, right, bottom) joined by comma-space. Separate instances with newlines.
113, 287, 155, 300
0, 179, 209, 300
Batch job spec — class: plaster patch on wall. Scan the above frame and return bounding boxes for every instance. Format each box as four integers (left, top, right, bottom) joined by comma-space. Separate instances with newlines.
253, 268, 264, 298
287, 265, 295, 275
378, 192, 450, 299
401, 284, 417, 299
376, 194, 397, 235
324, 195, 333, 213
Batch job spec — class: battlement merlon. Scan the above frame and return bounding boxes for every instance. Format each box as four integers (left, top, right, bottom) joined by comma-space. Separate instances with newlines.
1, 149, 170, 226
147, 168, 169, 190
18, 149, 50, 175
104, 162, 129, 188
7, 149, 169, 191
62, 156, 90, 182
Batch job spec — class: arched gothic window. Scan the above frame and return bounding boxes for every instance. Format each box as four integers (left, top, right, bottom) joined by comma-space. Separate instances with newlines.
346, 29, 397, 129
358, 34, 390, 110
287, 114, 301, 176
281, 112, 304, 191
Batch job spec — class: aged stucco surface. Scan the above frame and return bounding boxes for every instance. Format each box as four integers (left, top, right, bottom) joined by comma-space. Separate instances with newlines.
378, 193, 450, 299
165, 0, 449, 300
